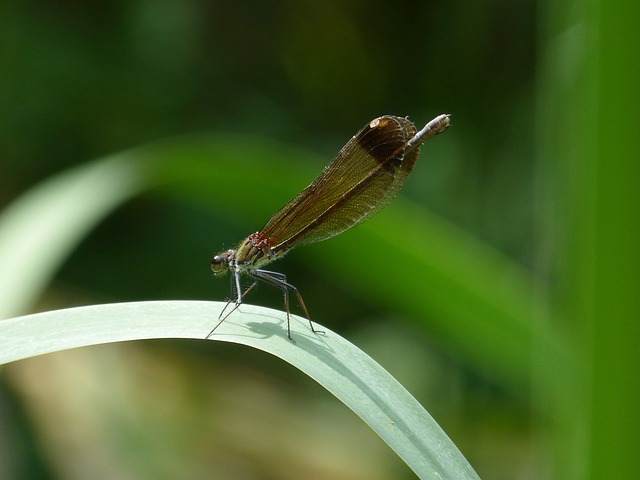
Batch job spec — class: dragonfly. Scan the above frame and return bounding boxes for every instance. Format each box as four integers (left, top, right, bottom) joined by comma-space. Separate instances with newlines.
208, 113, 450, 340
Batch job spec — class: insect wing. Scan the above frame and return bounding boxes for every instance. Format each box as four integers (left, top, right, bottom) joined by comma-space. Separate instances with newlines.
261, 116, 419, 253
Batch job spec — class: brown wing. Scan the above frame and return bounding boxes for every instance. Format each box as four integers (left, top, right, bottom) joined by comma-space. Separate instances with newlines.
259, 116, 421, 254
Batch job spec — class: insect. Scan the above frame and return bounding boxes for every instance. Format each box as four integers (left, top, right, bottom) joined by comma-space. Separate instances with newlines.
208, 114, 450, 340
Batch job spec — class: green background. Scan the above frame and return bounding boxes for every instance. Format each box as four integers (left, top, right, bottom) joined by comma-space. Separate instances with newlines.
1, 1, 638, 479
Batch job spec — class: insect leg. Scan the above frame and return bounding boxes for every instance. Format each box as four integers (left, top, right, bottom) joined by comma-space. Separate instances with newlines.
252, 269, 323, 341
207, 267, 257, 339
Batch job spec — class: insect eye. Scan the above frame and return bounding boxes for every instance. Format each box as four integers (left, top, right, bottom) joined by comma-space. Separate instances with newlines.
211, 255, 226, 273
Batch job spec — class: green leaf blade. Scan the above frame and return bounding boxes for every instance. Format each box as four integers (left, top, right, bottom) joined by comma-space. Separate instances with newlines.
0, 300, 479, 480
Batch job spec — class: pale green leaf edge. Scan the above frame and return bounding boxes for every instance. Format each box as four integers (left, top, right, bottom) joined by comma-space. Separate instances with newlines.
0, 300, 480, 480
0, 153, 143, 319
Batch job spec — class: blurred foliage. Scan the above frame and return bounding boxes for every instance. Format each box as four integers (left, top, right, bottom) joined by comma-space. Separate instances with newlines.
1, 0, 636, 479
1, 0, 536, 263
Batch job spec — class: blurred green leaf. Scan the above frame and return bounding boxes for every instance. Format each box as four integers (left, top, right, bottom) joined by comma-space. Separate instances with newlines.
0, 301, 480, 480
538, 0, 640, 477
0, 133, 557, 397
0, 155, 144, 319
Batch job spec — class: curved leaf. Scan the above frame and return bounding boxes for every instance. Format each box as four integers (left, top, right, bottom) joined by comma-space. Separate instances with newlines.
0, 300, 480, 480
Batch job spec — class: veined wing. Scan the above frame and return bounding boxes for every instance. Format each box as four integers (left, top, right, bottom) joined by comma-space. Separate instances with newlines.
260, 116, 420, 254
